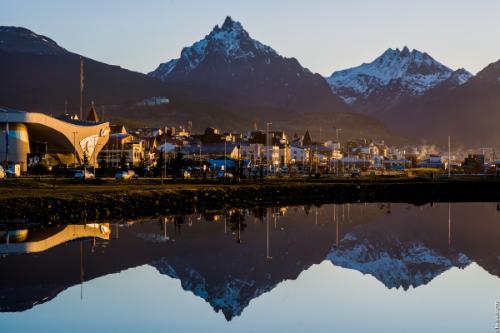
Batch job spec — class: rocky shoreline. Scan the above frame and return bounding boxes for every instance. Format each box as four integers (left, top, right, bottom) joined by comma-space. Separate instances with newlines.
1, 178, 499, 224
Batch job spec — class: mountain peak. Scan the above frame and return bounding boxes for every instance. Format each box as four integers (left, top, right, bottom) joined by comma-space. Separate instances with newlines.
220, 16, 243, 32
150, 17, 277, 79
381, 47, 427, 59
0, 26, 67, 55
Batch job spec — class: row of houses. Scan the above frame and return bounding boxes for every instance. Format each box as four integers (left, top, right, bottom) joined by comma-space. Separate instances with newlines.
94, 116, 499, 174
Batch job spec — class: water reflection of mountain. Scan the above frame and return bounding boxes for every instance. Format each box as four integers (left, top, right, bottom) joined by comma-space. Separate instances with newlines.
328, 204, 500, 290
0, 203, 499, 320
328, 223, 470, 290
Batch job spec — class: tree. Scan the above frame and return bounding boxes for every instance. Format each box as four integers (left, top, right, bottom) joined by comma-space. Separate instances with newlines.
156, 151, 165, 176
120, 153, 128, 170
99, 156, 107, 169
169, 151, 184, 179
82, 151, 89, 168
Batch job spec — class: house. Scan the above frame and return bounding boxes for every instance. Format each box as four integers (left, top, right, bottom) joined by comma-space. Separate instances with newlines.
136, 96, 170, 106
110, 124, 127, 135
418, 155, 444, 169
462, 154, 485, 173
239, 143, 264, 163
180, 142, 239, 160
290, 145, 309, 165
98, 133, 145, 168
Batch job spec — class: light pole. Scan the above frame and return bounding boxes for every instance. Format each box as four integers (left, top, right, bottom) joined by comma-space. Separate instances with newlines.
448, 136, 451, 177
199, 142, 202, 170
266, 122, 272, 177
224, 139, 227, 177
94, 142, 102, 176
336, 128, 342, 175
162, 136, 166, 185
72, 131, 79, 167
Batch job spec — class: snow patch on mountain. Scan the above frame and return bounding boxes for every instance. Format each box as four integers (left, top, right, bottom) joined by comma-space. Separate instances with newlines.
453, 69, 473, 85
151, 59, 178, 80
326, 47, 472, 105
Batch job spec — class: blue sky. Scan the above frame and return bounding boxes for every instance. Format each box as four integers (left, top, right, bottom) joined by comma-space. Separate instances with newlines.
1, 0, 500, 75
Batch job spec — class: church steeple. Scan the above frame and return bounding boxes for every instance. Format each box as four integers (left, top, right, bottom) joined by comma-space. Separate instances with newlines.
87, 101, 99, 122
302, 129, 313, 147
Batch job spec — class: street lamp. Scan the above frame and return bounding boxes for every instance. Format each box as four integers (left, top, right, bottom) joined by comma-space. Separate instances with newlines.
266, 122, 272, 177
72, 131, 79, 167
199, 142, 202, 169
224, 139, 227, 177
94, 142, 102, 176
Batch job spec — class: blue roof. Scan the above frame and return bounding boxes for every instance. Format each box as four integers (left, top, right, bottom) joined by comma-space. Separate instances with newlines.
0, 108, 24, 114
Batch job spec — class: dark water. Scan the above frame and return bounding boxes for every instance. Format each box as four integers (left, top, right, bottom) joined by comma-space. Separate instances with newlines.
0, 203, 499, 333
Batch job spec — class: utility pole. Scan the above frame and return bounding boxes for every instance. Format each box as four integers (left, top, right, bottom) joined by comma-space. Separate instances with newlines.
4, 114, 9, 166
266, 122, 272, 177
237, 144, 241, 182
80, 56, 84, 120
72, 131, 78, 167
199, 142, 202, 170
162, 136, 166, 184
448, 135, 451, 177
224, 139, 227, 177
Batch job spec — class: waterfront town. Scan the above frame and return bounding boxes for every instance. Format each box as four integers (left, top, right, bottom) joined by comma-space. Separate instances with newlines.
0, 105, 496, 180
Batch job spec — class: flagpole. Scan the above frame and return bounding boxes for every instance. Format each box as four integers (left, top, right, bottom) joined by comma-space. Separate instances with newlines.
80, 56, 84, 120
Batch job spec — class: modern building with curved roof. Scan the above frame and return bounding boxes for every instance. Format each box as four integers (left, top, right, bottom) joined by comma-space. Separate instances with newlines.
0, 108, 110, 170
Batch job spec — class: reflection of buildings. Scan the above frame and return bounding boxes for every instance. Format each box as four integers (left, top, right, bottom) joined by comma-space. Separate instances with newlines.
0, 108, 110, 170
0, 224, 110, 254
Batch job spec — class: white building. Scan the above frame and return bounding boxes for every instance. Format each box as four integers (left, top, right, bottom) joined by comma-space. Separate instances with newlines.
290, 146, 309, 165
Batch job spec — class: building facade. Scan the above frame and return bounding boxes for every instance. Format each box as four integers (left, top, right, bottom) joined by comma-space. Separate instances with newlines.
0, 108, 110, 171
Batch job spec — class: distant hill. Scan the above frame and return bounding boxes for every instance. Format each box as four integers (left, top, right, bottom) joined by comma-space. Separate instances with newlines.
0, 26, 169, 114
388, 59, 500, 147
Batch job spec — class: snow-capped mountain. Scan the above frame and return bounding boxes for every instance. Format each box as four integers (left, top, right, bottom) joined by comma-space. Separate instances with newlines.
151, 257, 276, 321
150, 16, 277, 81
328, 233, 470, 290
326, 47, 472, 114
149, 16, 350, 116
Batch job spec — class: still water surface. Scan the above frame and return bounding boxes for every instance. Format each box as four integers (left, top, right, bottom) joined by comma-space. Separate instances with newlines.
0, 203, 499, 333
